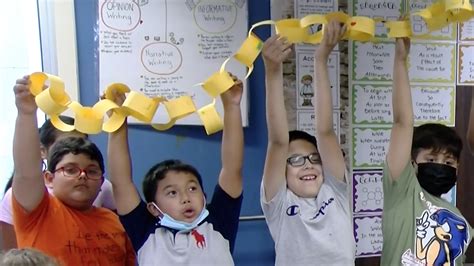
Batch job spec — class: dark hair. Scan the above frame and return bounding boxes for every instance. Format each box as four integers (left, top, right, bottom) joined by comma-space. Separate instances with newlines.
39, 116, 88, 149
47, 137, 104, 174
0, 248, 58, 266
142, 159, 203, 203
289, 130, 318, 150
4, 174, 13, 194
412, 123, 462, 161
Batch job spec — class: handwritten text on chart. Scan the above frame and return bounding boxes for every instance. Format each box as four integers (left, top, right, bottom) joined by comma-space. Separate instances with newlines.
409, 43, 455, 82
141, 43, 183, 75
353, 85, 392, 124
459, 45, 474, 84
412, 86, 455, 125
353, 171, 384, 213
193, 0, 237, 33
354, 215, 383, 256
353, 128, 391, 167
353, 42, 395, 81
101, 0, 141, 31
198, 34, 234, 60
100, 31, 132, 55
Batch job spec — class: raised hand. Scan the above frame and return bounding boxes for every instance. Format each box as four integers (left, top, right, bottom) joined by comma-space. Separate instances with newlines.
262, 35, 292, 73
13, 75, 37, 115
315, 20, 346, 61
395, 37, 410, 62
221, 73, 243, 107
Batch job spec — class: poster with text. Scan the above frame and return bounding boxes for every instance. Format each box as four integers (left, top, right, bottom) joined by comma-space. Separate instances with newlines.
459, 17, 474, 41
297, 110, 340, 139
408, 42, 456, 83
296, 50, 340, 108
352, 84, 392, 125
411, 86, 455, 125
353, 170, 383, 213
352, 127, 391, 168
352, 41, 395, 82
98, 0, 249, 126
354, 215, 383, 257
351, 0, 403, 37
295, 0, 338, 50
458, 44, 474, 85
406, 0, 456, 40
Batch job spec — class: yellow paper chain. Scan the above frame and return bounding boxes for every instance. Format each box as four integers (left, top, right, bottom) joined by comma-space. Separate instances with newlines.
29, 0, 473, 135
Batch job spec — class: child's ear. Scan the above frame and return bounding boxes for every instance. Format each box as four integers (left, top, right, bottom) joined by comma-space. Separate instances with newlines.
146, 202, 161, 217
40, 145, 48, 160
43, 171, 54, 189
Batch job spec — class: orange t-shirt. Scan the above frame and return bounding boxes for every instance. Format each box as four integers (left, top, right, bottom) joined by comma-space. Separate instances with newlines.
12, 191, 136, 265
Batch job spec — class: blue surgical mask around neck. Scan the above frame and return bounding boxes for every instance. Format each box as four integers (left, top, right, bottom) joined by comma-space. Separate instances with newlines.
152, 202, 209, 232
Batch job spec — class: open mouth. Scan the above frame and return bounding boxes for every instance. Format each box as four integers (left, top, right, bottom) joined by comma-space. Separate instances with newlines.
299, 175, 317, 181
183, 209, 195, 218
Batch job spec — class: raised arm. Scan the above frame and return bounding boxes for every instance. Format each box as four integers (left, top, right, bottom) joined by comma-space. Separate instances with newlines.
261, 35, 292, 201
107, 91, 141, 215
12, 75, 45, 212
218, 76, 244, 198
314, 21, 347, 182
386, 37, 414, 181
467, 92, 474, 154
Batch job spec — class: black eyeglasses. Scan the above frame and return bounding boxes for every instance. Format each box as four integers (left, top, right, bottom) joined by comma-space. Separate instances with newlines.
286, 153, 321, 167
53, 165, 103, 180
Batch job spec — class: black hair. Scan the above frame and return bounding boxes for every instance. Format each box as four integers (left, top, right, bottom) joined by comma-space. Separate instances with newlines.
412, 123, 463, 161
142, 159, 203, 203
289, 130, 318, 150
3, 174, 13, 194
47, 137, 104, 174
39, 116, 88, 149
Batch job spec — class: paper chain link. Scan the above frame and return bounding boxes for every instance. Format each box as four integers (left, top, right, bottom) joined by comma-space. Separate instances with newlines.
29, 0, 473, 135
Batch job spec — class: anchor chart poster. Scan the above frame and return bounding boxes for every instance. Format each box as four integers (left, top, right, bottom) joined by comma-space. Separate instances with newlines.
98, 0, 249, 125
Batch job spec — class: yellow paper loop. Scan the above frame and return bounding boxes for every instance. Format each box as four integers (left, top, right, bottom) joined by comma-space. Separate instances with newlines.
275, 19, 308, 43
122, 91, 159, 122
50, 115, 75, 132
346, 16, 376, 42
202, 71, 235, 98
197, 99, 223, 135
234, 33, 263, 67
29, 72, 48, 96
165, 96, 196, 120
68, 101, 103, 134
27, 3, 474, 135
385, 20, 412, 38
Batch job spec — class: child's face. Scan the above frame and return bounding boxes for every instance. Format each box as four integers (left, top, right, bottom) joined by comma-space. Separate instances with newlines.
286, 139, 324, 198
414, 148, 459, 170
46, 153, 103, 210
154, 170, 205, 223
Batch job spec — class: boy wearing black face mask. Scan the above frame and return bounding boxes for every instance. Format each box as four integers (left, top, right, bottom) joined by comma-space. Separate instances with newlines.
381, 37, 473, 265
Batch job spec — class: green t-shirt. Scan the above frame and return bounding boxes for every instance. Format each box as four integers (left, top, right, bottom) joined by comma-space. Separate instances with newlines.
381, 161, 472, 265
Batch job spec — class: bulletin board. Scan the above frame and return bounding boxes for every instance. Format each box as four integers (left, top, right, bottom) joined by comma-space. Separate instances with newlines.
97, 0, 249, 126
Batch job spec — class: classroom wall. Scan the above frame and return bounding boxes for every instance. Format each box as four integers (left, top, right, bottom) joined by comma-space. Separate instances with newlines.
74, 0, 275, 265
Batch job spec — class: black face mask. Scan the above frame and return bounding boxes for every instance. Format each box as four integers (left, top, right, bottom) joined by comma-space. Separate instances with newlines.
416, 162, 457, 197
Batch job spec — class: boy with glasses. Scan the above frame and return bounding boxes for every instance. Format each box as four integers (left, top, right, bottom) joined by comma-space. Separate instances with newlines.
260, 20, 354, 266
11, 75, 135, 265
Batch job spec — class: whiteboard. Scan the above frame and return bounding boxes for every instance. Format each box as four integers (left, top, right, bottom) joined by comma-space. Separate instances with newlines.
98, 0, 249, 126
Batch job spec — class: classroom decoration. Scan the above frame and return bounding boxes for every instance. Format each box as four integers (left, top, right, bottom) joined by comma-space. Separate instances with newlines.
29, 0, 473, 135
